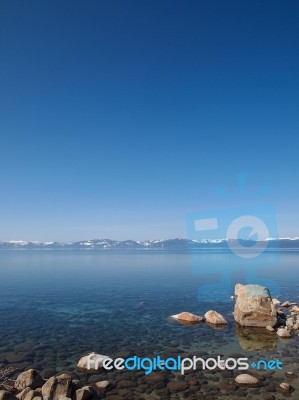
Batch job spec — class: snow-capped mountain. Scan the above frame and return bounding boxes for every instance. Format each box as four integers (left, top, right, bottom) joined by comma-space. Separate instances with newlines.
0, 238, 299, 249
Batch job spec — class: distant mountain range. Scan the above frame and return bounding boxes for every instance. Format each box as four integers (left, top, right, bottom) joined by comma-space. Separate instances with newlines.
1, 238, 299, 249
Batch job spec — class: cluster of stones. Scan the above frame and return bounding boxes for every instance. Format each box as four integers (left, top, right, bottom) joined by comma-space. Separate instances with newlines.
168, 283, 297, 397
170, 310, 228, 325
1, 362, 295, 400
171, 283, 299, 339
272, 301, 299, 338
0, 369, 110, 400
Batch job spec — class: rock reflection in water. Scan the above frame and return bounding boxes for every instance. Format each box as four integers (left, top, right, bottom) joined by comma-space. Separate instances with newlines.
235, 324, 277, 351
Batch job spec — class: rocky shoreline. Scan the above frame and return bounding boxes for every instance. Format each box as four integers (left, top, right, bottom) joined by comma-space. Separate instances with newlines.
1, 283, 299, 400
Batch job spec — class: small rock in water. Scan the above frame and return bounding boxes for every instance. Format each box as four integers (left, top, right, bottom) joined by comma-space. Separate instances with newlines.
281, 301, 297, 307
262, 393, 275, 400
291, 305, 299, 313
272, 298, 281, 306
94, 381, 110, 389
285, 371, 296, 376
93, 381, 110, 394
235, 374, 259, 385
286, 317, 295, 327
204, 310, 228, 325
278, 382, 291, 393
171, 312, 204, 323
167, 381, 189, 393
277, 328, 291, 338
281, 301, 291, 307
266, 325, 275, 332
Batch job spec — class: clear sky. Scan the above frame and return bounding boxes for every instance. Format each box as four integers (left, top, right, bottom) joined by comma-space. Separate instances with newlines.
0, 0, 299, 241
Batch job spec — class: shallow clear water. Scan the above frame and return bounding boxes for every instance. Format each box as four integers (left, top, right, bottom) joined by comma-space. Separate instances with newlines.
0, 250, 298, 399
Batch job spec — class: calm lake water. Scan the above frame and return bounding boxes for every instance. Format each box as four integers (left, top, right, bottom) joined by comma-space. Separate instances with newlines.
0, 250, 298, 399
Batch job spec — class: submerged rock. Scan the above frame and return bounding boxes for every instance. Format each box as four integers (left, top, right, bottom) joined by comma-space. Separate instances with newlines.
77, 353, 110, 372
171, 312, 204, 323
277, 328, 291, 338
278, 382, 292, 393
167, 381, 189, 393
94, 381, 110, 390
93, 381, 110, 395
235, 374, 259, 385
266, 325, 275, 332
204, 310, 228, 325
234, 284, 277, 327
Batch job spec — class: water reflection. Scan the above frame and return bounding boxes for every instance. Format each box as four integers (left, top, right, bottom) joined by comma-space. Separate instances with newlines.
235, 324, 277, 351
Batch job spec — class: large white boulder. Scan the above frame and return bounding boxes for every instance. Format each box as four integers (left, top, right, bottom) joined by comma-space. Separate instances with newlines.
234, 284, 277, 327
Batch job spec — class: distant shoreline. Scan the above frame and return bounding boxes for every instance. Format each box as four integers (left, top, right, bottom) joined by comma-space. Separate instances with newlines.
1, 238, 299, 250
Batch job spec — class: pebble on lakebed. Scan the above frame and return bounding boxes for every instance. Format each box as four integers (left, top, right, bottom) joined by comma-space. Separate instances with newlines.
235, 374, 259, 385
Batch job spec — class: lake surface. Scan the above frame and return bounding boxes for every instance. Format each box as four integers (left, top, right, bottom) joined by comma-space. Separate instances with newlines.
0, 250, 298, 399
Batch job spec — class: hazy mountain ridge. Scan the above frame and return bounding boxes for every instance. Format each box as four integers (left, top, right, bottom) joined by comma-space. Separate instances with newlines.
1, 238, 299, 249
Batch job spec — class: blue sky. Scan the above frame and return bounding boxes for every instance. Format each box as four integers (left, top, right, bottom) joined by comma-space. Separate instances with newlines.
0, 0, 299, 241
